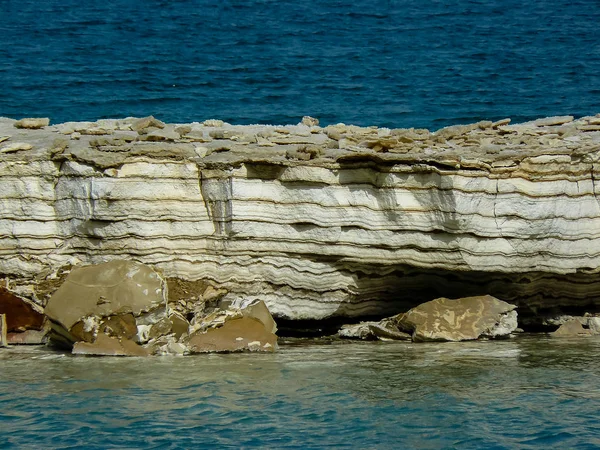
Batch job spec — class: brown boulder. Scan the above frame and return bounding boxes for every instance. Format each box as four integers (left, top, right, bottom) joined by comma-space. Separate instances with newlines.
0, 287, 45, 332
187, 300, 277, 353
552, 320, 592, 337
395, 295, 518, 342
187, 316, 276, 353
44, 260, 168, 354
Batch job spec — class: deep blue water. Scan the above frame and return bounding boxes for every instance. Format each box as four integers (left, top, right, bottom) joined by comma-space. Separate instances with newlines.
2, 337, 600, 449
0, 0, 599, 129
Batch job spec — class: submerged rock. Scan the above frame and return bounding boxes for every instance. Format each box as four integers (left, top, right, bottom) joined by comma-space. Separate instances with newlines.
395, 295, 518, 342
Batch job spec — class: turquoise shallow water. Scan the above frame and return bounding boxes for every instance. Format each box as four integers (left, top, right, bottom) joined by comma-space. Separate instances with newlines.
2, 336, 600, 449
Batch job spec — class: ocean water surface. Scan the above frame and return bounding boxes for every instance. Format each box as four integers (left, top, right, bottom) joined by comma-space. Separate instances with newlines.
0, 0, 599, 128
2, 336, 600, 449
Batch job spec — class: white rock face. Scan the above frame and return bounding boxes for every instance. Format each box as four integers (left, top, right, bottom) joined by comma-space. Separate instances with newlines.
2, 115, 600, 321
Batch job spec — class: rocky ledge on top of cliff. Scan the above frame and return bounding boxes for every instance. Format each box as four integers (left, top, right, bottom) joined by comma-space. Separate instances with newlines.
1, 114, 600, 330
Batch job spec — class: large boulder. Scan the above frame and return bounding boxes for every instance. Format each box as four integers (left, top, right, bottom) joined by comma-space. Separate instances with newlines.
552, 319, 593, 337
186, 300, 277, 353
44, 260, 168, 355
394, 295, 518, 342
44, 260, 278, 356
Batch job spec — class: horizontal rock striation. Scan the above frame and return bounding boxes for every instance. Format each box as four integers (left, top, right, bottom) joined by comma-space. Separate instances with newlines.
2, 114, 600, 324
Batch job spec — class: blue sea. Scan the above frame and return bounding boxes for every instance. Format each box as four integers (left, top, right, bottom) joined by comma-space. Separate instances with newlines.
0, 0, 599, 129
2, 1, 600, 448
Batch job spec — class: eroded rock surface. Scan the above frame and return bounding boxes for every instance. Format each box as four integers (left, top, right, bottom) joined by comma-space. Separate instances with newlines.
0, 286, 47, 344
394, 295, 518, 342
187, 300, 277, 353
42, 260, 278, 355
2, 114, 600, 325
552, 320, 593, 337
44, 260, 168, 353
0, 287, 45, 332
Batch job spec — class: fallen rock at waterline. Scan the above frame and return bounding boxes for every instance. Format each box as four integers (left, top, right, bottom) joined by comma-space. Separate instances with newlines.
0, 287, 47, 344
552, 320, 593, 337
395, 295, 518, 342
338, 320, 411, 341
186, 300, 277, 353
43, 260, 278, 355
44, 260, 168, 353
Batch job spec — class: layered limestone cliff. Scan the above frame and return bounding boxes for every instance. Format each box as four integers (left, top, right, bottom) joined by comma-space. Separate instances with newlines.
2, 114, 600, 325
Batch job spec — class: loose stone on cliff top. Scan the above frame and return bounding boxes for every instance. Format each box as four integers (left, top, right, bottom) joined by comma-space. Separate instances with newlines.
130, 116, 166, 133
394, 295, 518, 342
301, 116, 319, 127
0, 142, 33, 153
13, 117, 50, 129
529, 115, 574, 127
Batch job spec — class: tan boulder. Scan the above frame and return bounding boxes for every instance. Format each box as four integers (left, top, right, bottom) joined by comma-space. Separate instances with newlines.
187, 300, 277, 353
44, 260, 168, 354
187, 316, 276, 353
168, 311, 190, 339
552, 320, 592, 337
395, 295, 518, 342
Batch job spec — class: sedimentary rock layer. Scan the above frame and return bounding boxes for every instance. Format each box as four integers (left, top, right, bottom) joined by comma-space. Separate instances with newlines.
2, 114, 600, 322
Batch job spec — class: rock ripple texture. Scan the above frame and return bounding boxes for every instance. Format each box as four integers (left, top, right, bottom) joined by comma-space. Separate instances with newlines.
2, 115, 600, 322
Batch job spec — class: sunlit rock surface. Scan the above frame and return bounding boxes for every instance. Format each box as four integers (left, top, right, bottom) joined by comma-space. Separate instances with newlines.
2, 114, 600, 323
43, 260, 278, 355
44, 260, 168, 353
339, 295, 517, 342
394, 295, 518, 342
